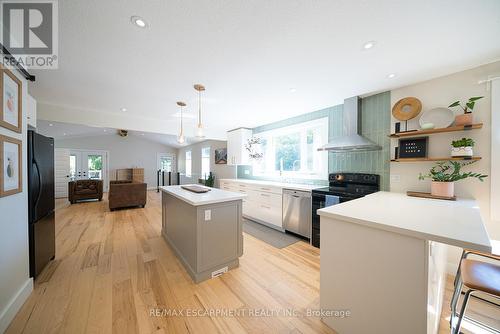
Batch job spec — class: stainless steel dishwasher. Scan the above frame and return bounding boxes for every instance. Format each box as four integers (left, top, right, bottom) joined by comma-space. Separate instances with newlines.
283, 189, 312, 238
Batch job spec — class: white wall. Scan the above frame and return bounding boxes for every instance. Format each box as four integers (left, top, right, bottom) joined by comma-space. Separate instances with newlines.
390, 60, 500, 272
177, 140, 236, 186
0, 73, 32, 332
55, 134, 177, 189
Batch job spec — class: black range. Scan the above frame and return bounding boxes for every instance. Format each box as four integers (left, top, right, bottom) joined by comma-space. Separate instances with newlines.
311, 173, 380, 248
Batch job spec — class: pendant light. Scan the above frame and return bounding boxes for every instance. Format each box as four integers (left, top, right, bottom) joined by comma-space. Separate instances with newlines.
194, 84, 206, 138
176, 101, 186, 144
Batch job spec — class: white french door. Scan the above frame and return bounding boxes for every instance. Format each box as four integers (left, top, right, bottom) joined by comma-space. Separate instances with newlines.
54, 148, 70, 198
70, 150, 109, 192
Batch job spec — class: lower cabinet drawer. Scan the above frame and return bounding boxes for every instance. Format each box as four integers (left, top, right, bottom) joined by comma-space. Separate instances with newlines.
244, 202, 282, 228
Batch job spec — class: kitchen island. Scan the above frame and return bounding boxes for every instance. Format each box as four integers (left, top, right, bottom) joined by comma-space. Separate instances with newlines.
318, 191, 491, 334
160, 185, 246, 283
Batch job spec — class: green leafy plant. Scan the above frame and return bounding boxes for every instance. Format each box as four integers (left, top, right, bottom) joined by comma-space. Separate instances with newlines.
451, 138, 475, 148
205, 172, 215, 187
448, 96, 483, 114
418, 160, 487, 182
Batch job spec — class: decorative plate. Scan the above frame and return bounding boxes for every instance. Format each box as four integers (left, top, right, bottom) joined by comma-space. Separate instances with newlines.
392, 97, 422, 121
419, 108, 454, 129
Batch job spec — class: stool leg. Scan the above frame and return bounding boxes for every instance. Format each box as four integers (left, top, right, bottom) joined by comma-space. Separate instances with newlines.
452, 250, 468, 289
452, 289, 473, 334
450, 275, 463, 327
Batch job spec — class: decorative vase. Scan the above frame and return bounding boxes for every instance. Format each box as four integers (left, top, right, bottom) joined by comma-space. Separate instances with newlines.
451, 146, 473, 157
431, 181, 454, 197
455, 113, 473, 126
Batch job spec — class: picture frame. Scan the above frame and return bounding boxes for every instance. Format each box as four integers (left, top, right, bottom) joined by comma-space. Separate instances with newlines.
398, 137, 428, 159
0, 64, 23, 133
0, 134, 22, 197
215, 148, 227, 164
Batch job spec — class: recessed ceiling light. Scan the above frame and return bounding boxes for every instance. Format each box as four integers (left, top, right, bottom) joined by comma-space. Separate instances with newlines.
131, 16, 148, 28
141, 133, 145, 136
363, 41, 376, 50
63, 133, 67, 136
49, 123, 53, 126
120, 107, 127, 112
387, 73, 396, 79
103, 129, 107, 132
289, 88, 297, 93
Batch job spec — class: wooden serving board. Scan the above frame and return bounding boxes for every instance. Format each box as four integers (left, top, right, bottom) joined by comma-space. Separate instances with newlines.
406, 191, 456, 201
181, 185, 211, 193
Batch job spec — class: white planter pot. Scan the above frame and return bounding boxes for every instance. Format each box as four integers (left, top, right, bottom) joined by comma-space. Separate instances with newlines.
451, 146, 473, 157
431, 181, 455, 198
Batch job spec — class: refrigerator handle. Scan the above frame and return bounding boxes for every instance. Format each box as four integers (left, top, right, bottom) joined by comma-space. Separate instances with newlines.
33, 160, 42, 208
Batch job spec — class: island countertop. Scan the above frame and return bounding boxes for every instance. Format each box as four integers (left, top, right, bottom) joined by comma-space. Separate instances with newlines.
160, 185, 246, 206
317, 191, 491, 253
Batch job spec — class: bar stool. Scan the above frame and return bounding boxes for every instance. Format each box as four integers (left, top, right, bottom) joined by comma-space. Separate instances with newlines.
450, 240, 500, 334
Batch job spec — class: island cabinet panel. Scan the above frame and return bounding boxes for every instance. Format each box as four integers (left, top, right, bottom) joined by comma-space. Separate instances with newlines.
197, 202, 241, 272
161, 189, 243, 283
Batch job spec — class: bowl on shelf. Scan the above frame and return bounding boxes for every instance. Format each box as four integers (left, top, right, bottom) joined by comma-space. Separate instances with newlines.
420, 123, 435, 130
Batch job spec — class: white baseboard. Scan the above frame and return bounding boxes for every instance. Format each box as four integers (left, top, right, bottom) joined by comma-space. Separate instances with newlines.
0, 278, 33, 333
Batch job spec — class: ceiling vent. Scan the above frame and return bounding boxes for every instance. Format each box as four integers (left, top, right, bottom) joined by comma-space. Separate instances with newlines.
117, 129, 128, 137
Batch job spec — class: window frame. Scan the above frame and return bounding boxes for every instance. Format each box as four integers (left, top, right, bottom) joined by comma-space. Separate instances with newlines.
185, 150, 192, 178
201, 146, 211, 179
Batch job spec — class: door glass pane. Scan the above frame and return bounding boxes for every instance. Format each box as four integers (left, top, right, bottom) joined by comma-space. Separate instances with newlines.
69, 155, 76, 180
87, 155, 103, 179
160, 157, 172, 172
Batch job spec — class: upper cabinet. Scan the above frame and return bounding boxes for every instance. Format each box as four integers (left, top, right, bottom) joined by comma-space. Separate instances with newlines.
227, 128, 252, 165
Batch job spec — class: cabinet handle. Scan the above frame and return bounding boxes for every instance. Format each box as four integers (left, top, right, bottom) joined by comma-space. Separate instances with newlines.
239, 184, 246, 187
260, 193, 270, 197
261, 188, 271, 191
261, 205, 271, 209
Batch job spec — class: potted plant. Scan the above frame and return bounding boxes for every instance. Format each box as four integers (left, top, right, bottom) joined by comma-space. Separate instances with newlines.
204, 172, 215, 187
418, 160, 487, 197
448, 96, 483, 126
451, 138, 474, 158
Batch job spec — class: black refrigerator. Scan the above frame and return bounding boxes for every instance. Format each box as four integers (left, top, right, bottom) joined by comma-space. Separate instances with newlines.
28, 130, 55, 278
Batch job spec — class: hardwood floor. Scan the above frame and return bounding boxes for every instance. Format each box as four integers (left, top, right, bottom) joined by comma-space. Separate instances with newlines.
6, 191, 499, 333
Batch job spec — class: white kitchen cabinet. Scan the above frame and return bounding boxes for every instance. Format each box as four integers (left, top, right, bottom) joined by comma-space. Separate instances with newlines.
227, 128, 252, 165
218, 179, 283, 229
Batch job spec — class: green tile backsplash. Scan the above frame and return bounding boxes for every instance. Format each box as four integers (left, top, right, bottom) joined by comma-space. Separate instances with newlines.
237, 91, 391, 190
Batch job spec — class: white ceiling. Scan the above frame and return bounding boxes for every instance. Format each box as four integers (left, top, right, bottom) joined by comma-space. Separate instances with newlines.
29, 0, 500, 140
36, 120, 203, 148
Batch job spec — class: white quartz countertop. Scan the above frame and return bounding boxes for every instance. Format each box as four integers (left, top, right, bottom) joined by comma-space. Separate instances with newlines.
219, 178, 322, 192
160, 185, 246, 206
317, 191, 491, 252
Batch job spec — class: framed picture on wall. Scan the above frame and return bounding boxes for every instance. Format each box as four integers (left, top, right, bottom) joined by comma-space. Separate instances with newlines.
0, 134, 22, 197
215, 148, 227, 164
0, 64, 23, 133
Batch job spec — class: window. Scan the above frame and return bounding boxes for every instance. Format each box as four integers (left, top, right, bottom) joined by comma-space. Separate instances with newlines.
252, 118, 328, 179
201, 147, 210, 179
185, 150, 192, 177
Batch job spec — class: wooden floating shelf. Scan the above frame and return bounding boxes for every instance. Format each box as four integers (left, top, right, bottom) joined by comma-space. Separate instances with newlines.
407, 191, 456, 201
391, 157, 482, 162
389, 123, 483, 138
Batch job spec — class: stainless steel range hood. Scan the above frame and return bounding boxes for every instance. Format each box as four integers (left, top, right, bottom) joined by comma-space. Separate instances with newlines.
318, 96, 381, 152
